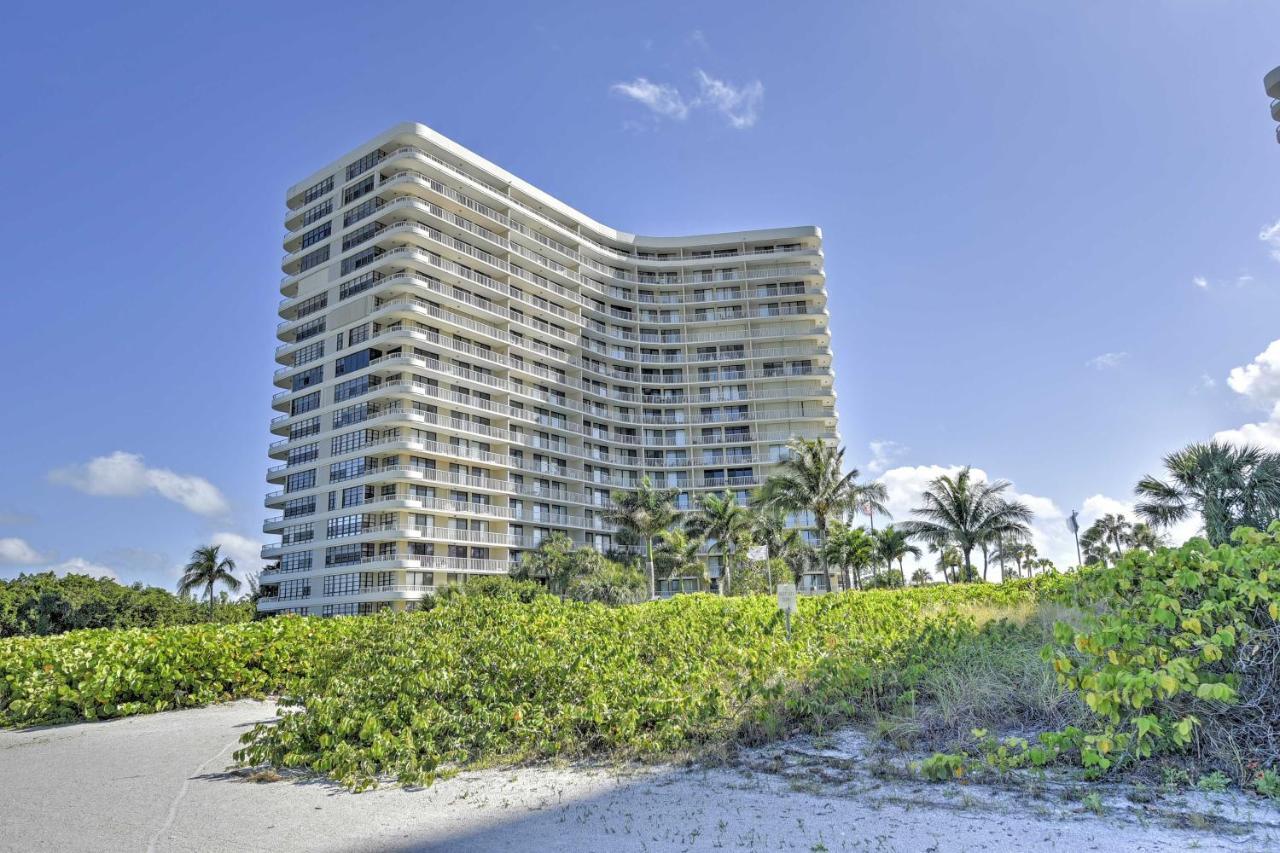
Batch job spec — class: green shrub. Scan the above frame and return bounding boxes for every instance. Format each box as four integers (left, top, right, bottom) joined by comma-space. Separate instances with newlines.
0, 616, 334, 725
1044, 526, 1280, 778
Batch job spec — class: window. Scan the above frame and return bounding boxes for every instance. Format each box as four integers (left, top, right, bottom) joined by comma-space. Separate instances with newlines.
291, 366, 322, 392
276, 578, 311, 600
278, 551, 312, 572
342, 175, 375, 204
332, 429, 376, 455
293, 340, 324, 366
285, 469, 315, 492
332, 402, 373, 429
343, 197, 384, 227
298, 246, 329, 272
339, 271, 382, 300
322, 603, 359, 617
282, 496, 315, 519
345, 150, 385, 181
294, 293, 329, 318
334, 349, 372, 377
300, 222, 331, 249
325, 543, 373, 566
341, 485, 370, 507
341, 247, 380, 275
323, 573, 362, 599
334, 375, 375, 403
342, 222, 380, 251
300, 199, 332, 226
329, 458, 368, 482
280, 523, 314, 545
290, 391, 320, 416
289, 416, 320, 440
287, 442, 319, 465
326, 514, 366, 538
293, 317, 326, 342
302, 176, 333, 204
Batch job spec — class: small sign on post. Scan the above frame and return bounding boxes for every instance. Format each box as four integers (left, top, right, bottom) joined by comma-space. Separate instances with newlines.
776, 582, 797, 640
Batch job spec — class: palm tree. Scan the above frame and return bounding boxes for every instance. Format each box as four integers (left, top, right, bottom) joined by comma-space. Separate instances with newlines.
1079, 523, 1114, 566
1092, 514, 1133, 560
1135, 441, 1280, 546
654, 528, 709, 593
932, 544, 963, 584
898, 467, 1033, 581
603, 476, 679, 600
910, 567, 932, 586
822, 523, 878, 590
758, 438, 888, 587
1128, 522, 1165, 552
874, 526, 922, 580
688, 491, 753, 595
178, 545, 241, 621
751, 508, 806, 584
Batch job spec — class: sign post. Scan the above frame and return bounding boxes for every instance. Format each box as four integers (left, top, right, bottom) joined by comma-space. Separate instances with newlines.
776, 582, 798, 641
748, 544, 770, 588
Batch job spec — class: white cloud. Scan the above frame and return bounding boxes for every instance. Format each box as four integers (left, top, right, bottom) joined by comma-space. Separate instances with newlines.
49, 451, 229, 517
687, 29, 709, 50
610, 78, 690, 120
1213, 404, 1280, 451
1193, 275, 1209, 289
865, 440, 908, 475
1227, 339, 1280, 405
1260, 219, 1280, 263
1087, 351, 1129, 370
1213, 339, 1280, 451
209, 531, 268, 579
0, 537, 46, 565
695, 70, 764, 129
610, 69, 765, 129
46, 558, 118, 581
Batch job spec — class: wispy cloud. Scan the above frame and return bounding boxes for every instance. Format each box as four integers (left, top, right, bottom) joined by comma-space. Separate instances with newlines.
1193, 275, 1209, 289
687, 29, 709, 50
610, 78, 690, 120
49, 451, 230, 517
866, 440, 908, 475
694, 70, 764, 129
611, 69, 765, 129
1087, 351, 1129, 370
1260, 219, 1280, 262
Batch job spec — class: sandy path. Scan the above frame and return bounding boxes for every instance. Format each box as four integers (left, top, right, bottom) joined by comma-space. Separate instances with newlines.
1, 700, 1276, 852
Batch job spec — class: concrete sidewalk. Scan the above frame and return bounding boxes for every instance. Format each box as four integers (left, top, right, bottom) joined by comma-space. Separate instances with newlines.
2, 700, 1276, 852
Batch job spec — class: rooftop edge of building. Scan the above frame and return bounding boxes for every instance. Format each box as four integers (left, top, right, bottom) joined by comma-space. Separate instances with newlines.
284, 122, 822, 250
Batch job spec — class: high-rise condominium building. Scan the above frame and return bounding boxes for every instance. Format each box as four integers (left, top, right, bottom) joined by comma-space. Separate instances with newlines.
258, 123, 838, 616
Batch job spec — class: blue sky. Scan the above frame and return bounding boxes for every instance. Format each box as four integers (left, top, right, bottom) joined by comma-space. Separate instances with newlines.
2, 0, 1280, 584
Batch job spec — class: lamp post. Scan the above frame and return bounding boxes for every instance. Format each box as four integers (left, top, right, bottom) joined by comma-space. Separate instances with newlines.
1066, 510, 1083, 568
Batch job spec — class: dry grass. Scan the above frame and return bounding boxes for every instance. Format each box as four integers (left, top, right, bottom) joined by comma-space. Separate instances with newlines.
874, 602, 1088, 752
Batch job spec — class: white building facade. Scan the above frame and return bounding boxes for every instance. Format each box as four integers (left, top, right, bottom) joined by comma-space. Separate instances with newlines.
259, 123, 838, 616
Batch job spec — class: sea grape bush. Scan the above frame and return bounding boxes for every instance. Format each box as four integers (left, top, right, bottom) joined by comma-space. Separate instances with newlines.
921, 525, 1280, 786
233, 583, 1044, 789
0, 617, 337, 725
1, 577, 1041, 789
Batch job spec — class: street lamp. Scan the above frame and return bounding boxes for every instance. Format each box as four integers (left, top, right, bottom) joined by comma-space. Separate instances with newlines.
1066, 510, 1083, 568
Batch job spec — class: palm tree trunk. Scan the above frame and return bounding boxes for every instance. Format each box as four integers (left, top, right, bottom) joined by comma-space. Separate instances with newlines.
646, 536, 656, 600
207, 581, 215, 621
